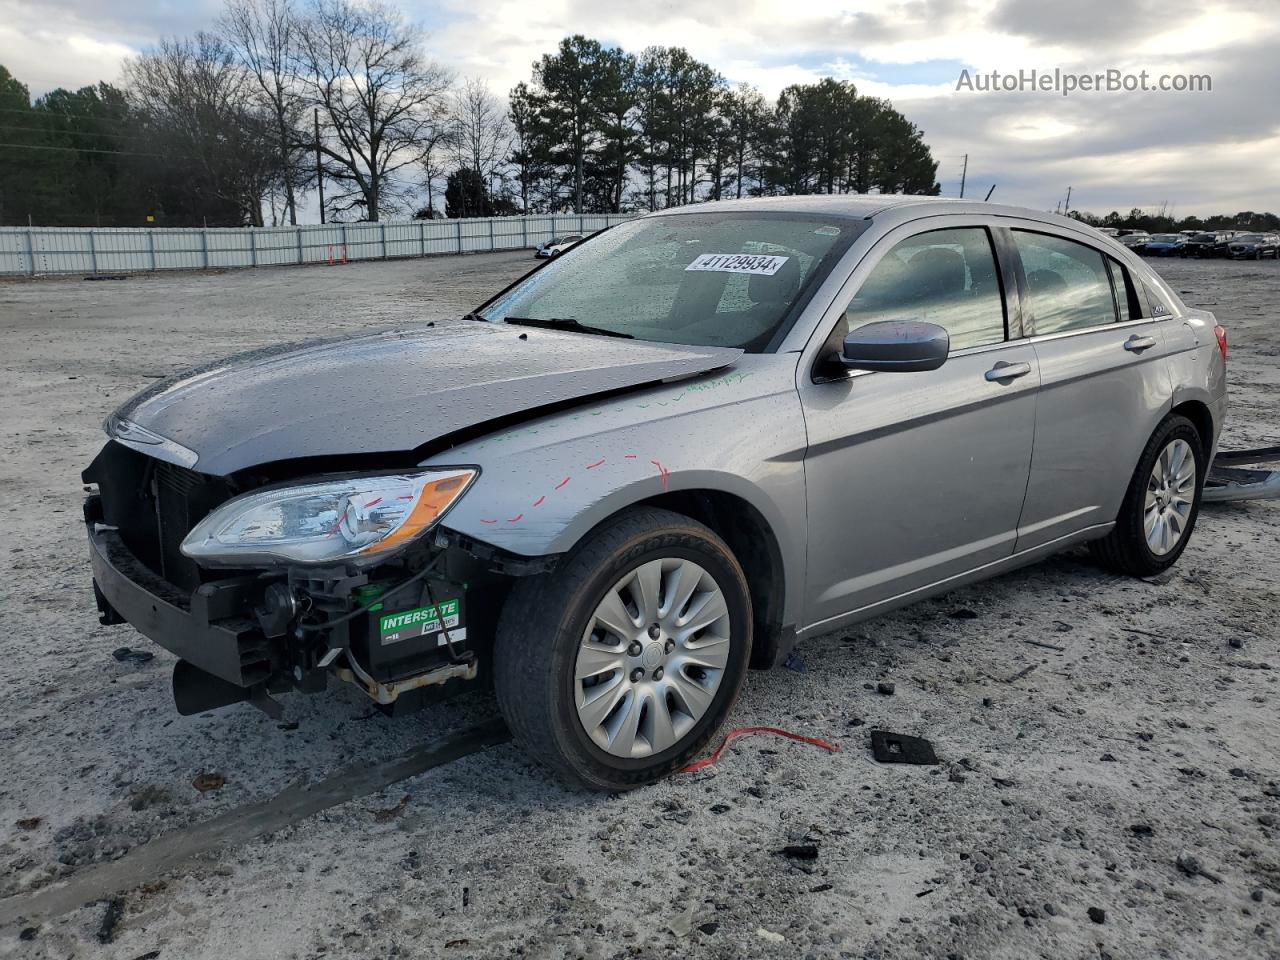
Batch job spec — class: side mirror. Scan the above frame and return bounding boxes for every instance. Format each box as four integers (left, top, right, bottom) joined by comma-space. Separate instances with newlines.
842, 320, 949, 372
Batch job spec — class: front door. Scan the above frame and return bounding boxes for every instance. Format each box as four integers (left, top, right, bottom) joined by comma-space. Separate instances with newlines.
799, 224, 1038, 629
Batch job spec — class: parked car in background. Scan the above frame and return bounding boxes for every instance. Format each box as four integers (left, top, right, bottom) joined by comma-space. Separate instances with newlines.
1226, 233, 1280, 259
1118, 232, 1152, 252
1181, 232, 1231, 257
1142, 234, 1185, 257
84, 196, 1227, 789
1096, 227, 1120, 237
535, 235, 584, 258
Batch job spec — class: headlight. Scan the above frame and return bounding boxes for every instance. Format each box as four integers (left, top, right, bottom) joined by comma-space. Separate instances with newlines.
181, 469, 477, 568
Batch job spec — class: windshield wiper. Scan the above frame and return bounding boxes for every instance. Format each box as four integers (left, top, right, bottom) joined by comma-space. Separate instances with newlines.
503, 316, 633, 339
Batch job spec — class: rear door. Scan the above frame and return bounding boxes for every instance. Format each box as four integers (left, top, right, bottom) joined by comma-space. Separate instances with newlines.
798, 220, 1038, 627
1010, 227, 1173, 550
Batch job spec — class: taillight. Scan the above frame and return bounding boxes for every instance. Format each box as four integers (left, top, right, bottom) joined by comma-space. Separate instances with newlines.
1214, 323, 1228, 361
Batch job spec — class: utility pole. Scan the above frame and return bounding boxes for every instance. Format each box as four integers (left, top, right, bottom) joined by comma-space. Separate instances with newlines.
959, 154, 968, 198
1063, 186, 1072, 215
314, 108, 325, 225
984, 184, 996, 201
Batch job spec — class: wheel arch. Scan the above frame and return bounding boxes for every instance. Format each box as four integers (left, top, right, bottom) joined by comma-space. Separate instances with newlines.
1171, 399, 1214, 455
547, 481, 795, 671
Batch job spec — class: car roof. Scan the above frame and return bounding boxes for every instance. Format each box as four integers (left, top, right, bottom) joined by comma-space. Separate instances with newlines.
643, 194, 1116, 234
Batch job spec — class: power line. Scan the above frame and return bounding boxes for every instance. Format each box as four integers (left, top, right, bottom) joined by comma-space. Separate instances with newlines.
0, 142, 165, 158
0, 106, 135, 123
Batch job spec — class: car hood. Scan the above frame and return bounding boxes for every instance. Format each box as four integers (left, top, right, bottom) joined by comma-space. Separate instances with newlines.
111, 321, 743, 476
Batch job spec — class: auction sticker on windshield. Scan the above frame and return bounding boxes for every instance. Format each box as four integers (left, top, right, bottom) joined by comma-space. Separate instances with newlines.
685, 253, 790, 276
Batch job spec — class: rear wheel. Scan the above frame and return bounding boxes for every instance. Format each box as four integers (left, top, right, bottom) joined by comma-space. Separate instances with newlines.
494, 507, 752, 790
1089, 414, 1204, 576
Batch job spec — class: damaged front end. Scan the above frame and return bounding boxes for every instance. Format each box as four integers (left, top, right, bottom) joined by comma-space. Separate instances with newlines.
84, 440, 534, 719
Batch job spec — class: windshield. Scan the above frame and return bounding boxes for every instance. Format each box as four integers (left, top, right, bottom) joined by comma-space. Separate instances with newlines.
1151, 234, 1180, 242
1235, 234, 1263, 242
482, 211, 864, 351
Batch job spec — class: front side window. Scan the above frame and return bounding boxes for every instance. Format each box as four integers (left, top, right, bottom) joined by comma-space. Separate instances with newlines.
1013, 231, 1117, 335
843, 227, 1006, 351
483, 212, 863, 351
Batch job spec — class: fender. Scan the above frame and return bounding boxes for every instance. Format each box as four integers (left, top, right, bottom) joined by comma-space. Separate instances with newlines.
427, 355, 810, 628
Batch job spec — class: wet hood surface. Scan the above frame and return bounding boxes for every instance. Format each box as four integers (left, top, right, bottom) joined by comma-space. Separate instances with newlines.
114, 321, 743, 476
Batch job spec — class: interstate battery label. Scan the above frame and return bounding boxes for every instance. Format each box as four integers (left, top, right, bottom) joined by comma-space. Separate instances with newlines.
379, 599, 461, 645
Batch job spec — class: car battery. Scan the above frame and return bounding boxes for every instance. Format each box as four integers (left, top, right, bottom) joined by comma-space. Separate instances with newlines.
354, 579, 467, 683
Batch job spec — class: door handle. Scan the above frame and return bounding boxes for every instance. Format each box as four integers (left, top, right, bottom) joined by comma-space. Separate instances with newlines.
985, 360, 1032, 382
1123, 335, 1157, 352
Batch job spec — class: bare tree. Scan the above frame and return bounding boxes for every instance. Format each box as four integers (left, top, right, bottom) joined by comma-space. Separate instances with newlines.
220, 0, 306, 224
449, 76, 510, 196
417, 130, 453, 218
294, 0, 450, 221
125, 32, 279, 225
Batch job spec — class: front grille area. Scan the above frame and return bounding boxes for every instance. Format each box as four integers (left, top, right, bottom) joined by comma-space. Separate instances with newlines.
88, 442, 237, 593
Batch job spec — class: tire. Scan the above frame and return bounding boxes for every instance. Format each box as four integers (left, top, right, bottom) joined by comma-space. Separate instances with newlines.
1089, 414, 1205, 576
493, 506, 752, 790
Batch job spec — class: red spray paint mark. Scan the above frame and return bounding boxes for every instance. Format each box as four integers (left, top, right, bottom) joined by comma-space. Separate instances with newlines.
481, 454, 671, 527
651, 459, 669, 491
364, 497, 382, 508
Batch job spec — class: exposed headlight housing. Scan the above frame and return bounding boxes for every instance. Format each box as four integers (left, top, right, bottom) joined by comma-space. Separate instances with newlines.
181, 469, 477, 568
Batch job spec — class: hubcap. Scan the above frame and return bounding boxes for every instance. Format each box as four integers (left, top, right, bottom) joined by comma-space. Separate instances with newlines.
573, 558, 731, 758
1144, 438, 1196, 556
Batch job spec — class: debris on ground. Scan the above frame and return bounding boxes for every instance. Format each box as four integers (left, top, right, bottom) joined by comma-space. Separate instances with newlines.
668, 903, 697, 936
1088, 906, 1106, 924
876, 680, 896, 695
191, 772, 226, 793
777, 843, 820, 860
1176, 852, 1224, 883
373, 795, 411, 823
1024, 639, 1066, 652
15, 816, 42, 830
870, 730, 940, 765
782, 651, 807, 672
111, 647, 154, 664
680, 725, 839, 773
96, 897, 124, 943
948, 608, 978, 619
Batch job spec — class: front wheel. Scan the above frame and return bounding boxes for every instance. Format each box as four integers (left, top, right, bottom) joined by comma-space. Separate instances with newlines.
494, 507, 752, 790
1089, 414, 1205, 576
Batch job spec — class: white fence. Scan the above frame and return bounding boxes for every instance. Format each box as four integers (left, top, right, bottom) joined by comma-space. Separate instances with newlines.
0, 214, 635, 277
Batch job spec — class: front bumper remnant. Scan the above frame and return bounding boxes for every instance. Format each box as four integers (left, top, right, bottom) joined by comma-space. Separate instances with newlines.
87, 513, 275, 688
1204, 447, 1280, 504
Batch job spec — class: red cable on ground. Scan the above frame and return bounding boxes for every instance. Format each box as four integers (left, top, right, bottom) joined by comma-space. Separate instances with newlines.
680, 726, 840, 774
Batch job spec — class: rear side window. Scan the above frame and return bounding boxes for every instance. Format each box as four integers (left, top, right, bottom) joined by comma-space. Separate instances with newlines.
844, 227, 1006, 351
1107, 257, 1142, 322
1013, 231, 1117, 334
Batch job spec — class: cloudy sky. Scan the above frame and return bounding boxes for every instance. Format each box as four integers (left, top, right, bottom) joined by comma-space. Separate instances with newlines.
2, 0, 1278, 217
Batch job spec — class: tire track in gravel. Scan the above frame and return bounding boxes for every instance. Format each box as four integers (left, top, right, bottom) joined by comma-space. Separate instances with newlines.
0, 716, 509, 928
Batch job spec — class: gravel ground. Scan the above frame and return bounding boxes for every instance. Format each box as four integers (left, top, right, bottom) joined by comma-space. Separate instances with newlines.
0, 252, 1276, 960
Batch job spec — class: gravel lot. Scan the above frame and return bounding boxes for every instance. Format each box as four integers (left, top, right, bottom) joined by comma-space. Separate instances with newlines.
0, 251, 1277, 960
